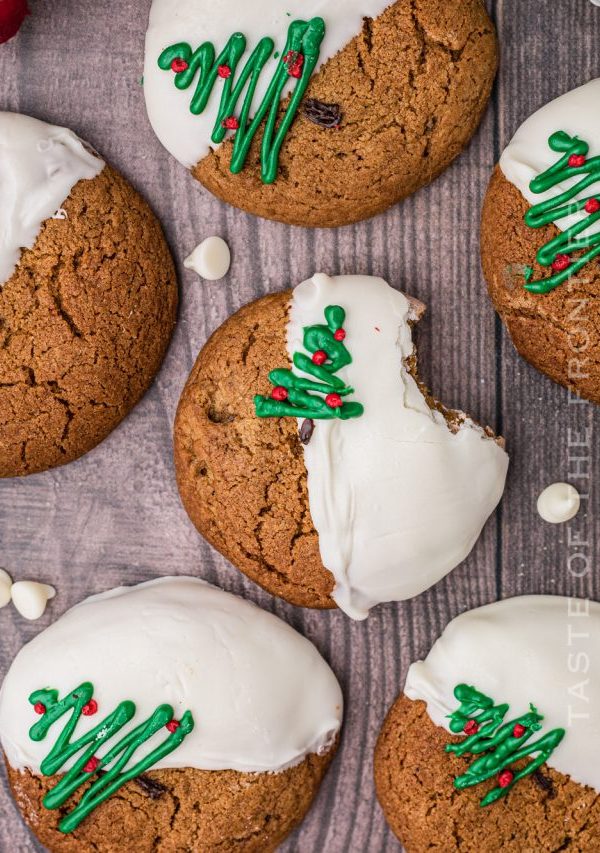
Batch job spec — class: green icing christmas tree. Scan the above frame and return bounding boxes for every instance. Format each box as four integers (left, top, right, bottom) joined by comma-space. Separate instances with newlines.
254, 304, 364, 421
28, 682, 194, 834
446, 684, 565, 806
523, 131, 600, 294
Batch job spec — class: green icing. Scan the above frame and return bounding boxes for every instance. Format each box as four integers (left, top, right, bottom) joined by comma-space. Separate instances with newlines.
158, 18, 325, 184
254, 304, 364, 420
29, 683, 194, 834
523, 131, 600, 294
446, 684, 565, 806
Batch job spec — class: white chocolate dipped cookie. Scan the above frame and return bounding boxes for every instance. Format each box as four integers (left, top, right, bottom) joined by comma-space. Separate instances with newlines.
0, 577, 342, 851
143, 0, 497, 227
174, 273, 508, 619
375, 595, 600, 851
0, 112, 177, 477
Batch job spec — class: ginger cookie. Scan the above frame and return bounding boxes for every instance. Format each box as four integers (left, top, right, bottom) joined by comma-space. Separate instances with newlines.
174, 273, 508, 619
374, 596, 600, 852
0, 112, 177, 477
143, 0, 497, 228
481, 79, 600, 404
0, 577, 342, 851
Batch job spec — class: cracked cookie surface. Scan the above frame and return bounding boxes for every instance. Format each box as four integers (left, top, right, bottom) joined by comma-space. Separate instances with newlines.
174, 291, 335, 609
374, 695, 600, 853
0, 166, 178, 477
194, 0, 498, 228
481, 167, 600, 403
7, 748, 335, 852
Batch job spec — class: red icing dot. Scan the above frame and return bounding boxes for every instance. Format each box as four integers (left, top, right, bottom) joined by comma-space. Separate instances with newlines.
568, 154, 586, 168
498, 768, 515, 788
166, 720, 180, 733
512, 723, 527, 738
82, 699, 98, 717
271, 386, 288, 402
463, 719, 480, 736
283, 50, 304, 79
325, 393, 343, 409
84, 757, 100, 774
218, 65, 232, 79
585, 198, 600, 214
333, 329, 346, 341
33, 702, 46, 716
171, 58, 189, 74
551, 254, 571, 272
312, 350, 328, 366
222, 116, 239, 130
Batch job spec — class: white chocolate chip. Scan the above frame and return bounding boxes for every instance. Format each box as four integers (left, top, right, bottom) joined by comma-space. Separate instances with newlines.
184, 236, 231, 281
11, 581, 56, 621
0, 568, 12, 608
537, 482, 581, 524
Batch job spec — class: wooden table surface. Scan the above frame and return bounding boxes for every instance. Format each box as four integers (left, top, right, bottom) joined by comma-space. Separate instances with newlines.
1, 1, 599, 850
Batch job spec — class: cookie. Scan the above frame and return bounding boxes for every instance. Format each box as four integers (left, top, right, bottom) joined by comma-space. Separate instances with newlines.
481, 79, 600, 403
174, 273, 508, 619
0, 577, 342, 851
143, 0, 497, 228
374, 596, 600, 852
0, 112, 178, 477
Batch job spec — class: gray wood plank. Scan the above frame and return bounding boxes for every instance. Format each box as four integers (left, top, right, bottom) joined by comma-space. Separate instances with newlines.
0, 1, 599, 851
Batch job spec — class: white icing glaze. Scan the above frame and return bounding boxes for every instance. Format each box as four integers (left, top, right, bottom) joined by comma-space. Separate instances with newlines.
184, 236, 231, 280
0, 577, 342, 774
405, 595, 600, 794
288, 274, 508, 620
500, 79, 600, 232
144, 0, 393, 168
10, 581, 56, 621
0, 112, 104, 288
0, 569, 12, 609
537, 482, 580, 524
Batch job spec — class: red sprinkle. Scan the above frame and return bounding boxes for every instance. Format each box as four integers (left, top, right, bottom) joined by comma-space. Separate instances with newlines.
333, 329, 346, 341
33, 703, 46, 716
463, 719, 480, 736
513, 723, 527, 738
218, 64, 232, 79
325, 393, 343, 409
222, 116, 239, 130
585, 197, 600, 214
271, 386, 288, 402
82, 699, 98, 717
312, 350, 328, 366
551, 254, 571, 272
283, 50, 304, 79
84, 757, 101, 774
498, 768, 515, 788
568, 154, 586, 168
166, 720, 180, 733
171, 58, 189, 74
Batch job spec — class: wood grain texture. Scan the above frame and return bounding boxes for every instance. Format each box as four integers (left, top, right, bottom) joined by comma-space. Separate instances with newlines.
0, 1, 599, 851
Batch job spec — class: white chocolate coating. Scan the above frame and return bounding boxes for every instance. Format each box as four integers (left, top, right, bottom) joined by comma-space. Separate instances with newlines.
184, 236, 231, 280
405, 596, 600, 794
0, 112, 104, 288
288, 274, 508, 620
0, 578, 343, 774
143, 0, 393, 169
500, 79, 600, 233
537, 482, 581, 524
